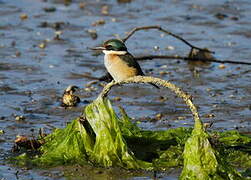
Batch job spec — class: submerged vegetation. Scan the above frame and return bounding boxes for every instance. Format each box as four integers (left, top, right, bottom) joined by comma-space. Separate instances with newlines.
13, 77, 251, 179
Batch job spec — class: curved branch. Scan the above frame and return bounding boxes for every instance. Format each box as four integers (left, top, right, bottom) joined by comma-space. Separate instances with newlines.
122, 25, 213, 53
135, 55, 251, 65
98, 76, 203, 130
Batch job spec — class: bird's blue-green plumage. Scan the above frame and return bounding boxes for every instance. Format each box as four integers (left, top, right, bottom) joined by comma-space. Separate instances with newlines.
104, 39, 127, 51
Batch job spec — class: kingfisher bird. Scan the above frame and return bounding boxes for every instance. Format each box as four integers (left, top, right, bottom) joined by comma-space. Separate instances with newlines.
92, 39, 159, 88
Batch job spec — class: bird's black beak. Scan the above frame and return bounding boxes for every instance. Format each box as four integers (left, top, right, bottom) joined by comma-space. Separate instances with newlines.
90, 47, 106, 51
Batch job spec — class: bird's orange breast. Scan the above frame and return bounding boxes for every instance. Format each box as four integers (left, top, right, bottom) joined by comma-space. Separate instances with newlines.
104, 54, 139, 81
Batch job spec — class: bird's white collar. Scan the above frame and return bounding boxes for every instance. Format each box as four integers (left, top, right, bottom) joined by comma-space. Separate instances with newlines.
103, 50, 127, 55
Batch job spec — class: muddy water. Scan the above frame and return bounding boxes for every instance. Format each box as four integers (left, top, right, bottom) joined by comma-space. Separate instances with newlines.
0, 0, 250, 179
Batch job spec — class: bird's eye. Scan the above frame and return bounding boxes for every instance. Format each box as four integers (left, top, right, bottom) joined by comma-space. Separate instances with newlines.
105, 45, 113, 50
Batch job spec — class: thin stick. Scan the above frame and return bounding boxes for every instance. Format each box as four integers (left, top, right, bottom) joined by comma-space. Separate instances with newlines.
99, 76, 203, 130
122, 25, 213, 53
135, 55, 251, 65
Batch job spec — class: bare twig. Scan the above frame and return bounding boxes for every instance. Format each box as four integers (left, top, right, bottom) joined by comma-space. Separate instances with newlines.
122, 25, 213, 53
98, 76, 203, 130
134, 55, 251, 65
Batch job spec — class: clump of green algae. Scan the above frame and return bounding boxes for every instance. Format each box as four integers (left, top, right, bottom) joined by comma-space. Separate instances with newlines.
15, 97, 251, 179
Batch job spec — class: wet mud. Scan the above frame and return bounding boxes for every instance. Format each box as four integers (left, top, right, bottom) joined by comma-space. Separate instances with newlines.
0, 0, 250, 179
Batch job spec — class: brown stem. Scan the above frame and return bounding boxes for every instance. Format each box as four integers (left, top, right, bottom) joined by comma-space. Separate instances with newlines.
135, 55, 251, 65
98, 76, 203, 130
122, 25, 213, 53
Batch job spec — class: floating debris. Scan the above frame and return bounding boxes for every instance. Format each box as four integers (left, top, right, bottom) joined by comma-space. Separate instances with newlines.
153, 46, 160, 51
206, 88, 212, 92
64, 0, 72, 6
159, 71, 169, 76
79, 2, 86, 9
157, 96, 168, 102
178, 116, 185, 120
61, 85, 80, 107
43, 7, 56, 13
218, 64, 226, 69
165, 45, 175, 51
13, 135, 44, 152
38, 21, 65, 30
92, 19, 105, 26
11, 41, 16, 47
101, 5, 109, 15
111, 18, 117, 22
54, 31, 63, 40
113, 97, 121, 101
117, 0, 132, 3
15, 115, 25, 121
155, 113, 163, 120
214, 13, 228, 20
0, 130, 4, 135
87, 29, 98, 39
84, 86, 97, 92
38, 42, 46, 49
230, 16, 239, 21
188, 48, 214, 61
203, 113, 215, 118
203, 122, 213, 129
19, 13, 28, 20
15, 51, 21, 57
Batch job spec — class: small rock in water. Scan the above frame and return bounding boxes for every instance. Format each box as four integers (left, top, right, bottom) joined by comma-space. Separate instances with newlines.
214, 13, 228, 20
230, 16, 239, 21
15, 115, 25, 121
43, 7, 56, 12
157, 96, 168, 102
111, 18, 117, 22
113, 97, 121, 101
218, 64, 226, 69
155, 113, 163, 120
204, 114, 215, 118
79, 2, 86, 9
153, 46, 160, 51
92, 19, 105, 26
20, 13, 28, 20
87, 29, 98, 39
166, 45, 175, 50
15, 51, 21, 57
39, 42, 46, 49
101, 5, 109, 15
61, 85, 80, 107
54, 31, 63, 40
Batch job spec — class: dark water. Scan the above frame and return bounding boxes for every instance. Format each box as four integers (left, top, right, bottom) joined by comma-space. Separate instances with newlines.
0, 0, 250, 179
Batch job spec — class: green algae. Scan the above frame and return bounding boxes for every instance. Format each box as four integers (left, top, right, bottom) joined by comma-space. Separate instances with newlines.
14, 97, 251, 179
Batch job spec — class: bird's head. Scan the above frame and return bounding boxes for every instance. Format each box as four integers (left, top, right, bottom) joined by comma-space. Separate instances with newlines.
91, 39, 127, 54
103, 39, 127, 51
